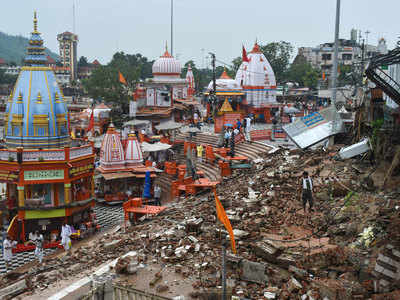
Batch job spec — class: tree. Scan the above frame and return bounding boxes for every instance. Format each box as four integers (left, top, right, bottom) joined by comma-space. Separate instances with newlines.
78, 56, 89, 67
82, 52, 153, 126
260, 41, 294, 83
231, 57, 243, 73
287, 55, 320, 89
0, 69, 17, 85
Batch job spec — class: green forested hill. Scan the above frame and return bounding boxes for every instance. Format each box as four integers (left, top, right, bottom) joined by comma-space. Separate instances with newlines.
0, 31, 59, 64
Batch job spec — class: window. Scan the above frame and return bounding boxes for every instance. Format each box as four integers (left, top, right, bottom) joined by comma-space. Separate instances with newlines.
321, 54, 332, 61
342, 54, 352, 60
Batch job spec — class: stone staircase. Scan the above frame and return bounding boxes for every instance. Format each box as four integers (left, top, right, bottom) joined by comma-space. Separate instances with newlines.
157, 132, 270, 202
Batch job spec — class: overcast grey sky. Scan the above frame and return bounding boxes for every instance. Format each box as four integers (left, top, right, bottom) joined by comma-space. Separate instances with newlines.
1, 0, 399, 67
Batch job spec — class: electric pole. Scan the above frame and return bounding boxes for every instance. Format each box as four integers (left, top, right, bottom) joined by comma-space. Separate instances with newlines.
331, 0, 341, 107
210, 53, 216, 93
209, 52, 217, 117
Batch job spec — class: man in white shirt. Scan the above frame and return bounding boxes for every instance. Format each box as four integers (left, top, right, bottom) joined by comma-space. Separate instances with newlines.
299, 171, 314, 213
3, 234, 17, 270
224, 128, 232, 148
33, 230, 44, 264
244, 116, 252, 142
61, 222, 72, 252
154, 184, 161, 206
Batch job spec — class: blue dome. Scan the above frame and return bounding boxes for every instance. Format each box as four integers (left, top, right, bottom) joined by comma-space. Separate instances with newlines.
4, 12, 70, 149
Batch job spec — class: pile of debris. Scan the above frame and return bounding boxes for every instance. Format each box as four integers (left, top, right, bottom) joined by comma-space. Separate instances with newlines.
1, 145, 400, 299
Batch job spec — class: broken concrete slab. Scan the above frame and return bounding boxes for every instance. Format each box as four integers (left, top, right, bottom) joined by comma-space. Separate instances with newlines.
239, 259, 267, 284
0, 278, 28, 299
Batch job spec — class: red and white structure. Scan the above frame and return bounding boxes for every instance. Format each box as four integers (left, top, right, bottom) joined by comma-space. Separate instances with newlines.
185, 64, 195, 97
207, 69, 242, 91
125, 132, 143, 169
144, 45, 189, 107
235, 42, 277, 107
152, 47, 182, 77
98, 123, 126, 172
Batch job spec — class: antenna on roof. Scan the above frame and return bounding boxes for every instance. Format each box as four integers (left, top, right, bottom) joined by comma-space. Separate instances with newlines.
171, 0, 173, 56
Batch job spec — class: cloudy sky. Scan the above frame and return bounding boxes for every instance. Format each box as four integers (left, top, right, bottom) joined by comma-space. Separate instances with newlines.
1, 0, 399, 67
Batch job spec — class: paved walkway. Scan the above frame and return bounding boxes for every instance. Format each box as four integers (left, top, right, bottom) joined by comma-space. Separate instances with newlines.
0, 204, 123, 275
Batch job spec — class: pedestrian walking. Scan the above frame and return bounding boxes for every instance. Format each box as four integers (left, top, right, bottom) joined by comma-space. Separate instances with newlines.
61, 222, 72, 252
224, 128, 232, 148
236, 119, 242, 131
3, 234, 17, 270
299, 171, 314, 213
34, 230, 44, 264
244, 116, 252, 142
154, 184, 161, 206
196, 144, 204, 163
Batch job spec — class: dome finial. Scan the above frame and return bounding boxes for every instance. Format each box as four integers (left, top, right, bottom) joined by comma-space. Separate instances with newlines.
165, 40, 168, 52
33, 11, 38, 33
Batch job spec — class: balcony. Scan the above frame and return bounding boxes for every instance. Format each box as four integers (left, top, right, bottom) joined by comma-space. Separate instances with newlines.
0, 144, 93, 163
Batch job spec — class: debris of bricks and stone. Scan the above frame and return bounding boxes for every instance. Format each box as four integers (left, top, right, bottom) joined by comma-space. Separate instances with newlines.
1, 144, 400, 299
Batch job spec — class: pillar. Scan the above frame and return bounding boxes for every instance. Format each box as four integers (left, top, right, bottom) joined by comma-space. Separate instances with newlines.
91, 176, 95, 198
64, 183, 71, 205
17, 185, 24, 207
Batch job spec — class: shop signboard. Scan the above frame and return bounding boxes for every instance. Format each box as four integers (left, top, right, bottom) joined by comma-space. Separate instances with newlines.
24, 169, 64, 181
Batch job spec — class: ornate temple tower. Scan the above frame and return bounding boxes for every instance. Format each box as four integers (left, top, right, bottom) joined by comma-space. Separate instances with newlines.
5, 12, 70, 149
235, 42, 277, 107
1, 13, 95, 247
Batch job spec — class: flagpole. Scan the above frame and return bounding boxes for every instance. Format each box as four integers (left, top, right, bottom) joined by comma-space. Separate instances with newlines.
222, 243, 227, 300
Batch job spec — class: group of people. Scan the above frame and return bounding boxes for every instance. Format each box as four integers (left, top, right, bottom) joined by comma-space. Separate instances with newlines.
222, 115, 253, 148
2, 216, 98, 272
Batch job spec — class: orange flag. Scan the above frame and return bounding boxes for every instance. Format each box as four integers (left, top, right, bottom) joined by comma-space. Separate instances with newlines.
119, 71, 127, 85
213, 188, 237, 254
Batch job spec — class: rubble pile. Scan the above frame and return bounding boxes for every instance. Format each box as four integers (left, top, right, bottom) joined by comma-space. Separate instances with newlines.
1, 146, 400, 299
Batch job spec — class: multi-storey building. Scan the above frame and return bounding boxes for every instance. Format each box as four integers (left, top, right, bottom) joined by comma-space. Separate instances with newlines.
57, 31, 78, 80
298, 29, 387, 80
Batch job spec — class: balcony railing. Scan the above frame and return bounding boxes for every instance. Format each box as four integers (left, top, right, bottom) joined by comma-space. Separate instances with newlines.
0, 144, 94, 162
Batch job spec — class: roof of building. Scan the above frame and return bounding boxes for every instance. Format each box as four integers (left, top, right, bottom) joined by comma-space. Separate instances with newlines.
98, 123, 126, 173
234, 42, 277, 107
152, 44, 181, 77
125, 132, 143, 168
207, 69, 241, 91
92, 59, 101, 65
0, 58, 6, 65
4, 12, 70, 149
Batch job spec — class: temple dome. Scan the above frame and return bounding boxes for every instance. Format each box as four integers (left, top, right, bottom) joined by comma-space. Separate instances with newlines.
207, 70, 241, 91
99, 123, 126, 172
125, 132, 143, 168
4, 12, 70, 149
235, 42, 277, 106
152, 46, 181, 76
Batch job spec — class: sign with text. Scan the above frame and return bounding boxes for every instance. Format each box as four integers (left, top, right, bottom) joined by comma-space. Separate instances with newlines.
24, 169, 64, 181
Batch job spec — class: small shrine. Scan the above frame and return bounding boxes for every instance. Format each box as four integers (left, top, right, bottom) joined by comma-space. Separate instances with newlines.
96, 124, 155, 204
